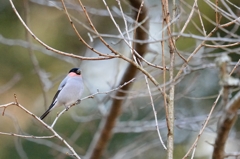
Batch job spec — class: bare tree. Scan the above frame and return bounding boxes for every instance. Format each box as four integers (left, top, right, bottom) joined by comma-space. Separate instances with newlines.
1, 0, 240, 159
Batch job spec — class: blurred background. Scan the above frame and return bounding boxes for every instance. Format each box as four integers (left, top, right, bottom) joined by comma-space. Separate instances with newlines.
1, 0, 240, 159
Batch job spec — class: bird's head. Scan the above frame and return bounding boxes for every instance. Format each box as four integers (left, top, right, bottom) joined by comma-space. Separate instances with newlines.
69, 68, 81, 75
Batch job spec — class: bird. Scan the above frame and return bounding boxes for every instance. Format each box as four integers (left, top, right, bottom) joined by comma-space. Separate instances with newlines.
40, 68, 84, 120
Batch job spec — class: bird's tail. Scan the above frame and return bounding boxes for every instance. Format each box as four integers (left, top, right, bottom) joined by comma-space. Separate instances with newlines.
40, 108, 51, 120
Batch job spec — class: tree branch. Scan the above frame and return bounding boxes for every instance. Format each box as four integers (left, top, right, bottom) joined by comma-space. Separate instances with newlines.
86, 0, 149, 158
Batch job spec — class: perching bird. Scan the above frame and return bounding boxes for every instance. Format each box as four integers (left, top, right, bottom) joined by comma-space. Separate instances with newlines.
40, 68, 84, 120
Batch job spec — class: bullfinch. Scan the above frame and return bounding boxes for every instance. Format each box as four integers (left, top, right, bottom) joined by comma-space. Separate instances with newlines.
40, 68, 84, 120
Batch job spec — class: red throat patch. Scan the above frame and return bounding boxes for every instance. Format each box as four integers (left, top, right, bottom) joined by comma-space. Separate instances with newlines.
68, 72, 79, 77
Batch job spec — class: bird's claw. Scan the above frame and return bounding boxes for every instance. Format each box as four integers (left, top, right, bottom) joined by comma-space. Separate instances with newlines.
65, 106, 69, 111
76, 99, 81, 104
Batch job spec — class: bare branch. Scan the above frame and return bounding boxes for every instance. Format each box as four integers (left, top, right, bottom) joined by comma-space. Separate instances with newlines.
9, 0, 117, 61
0, 132, 55, 139
85, 0, 150, 158
0, 98, 81, 159
183, 60, 240, 159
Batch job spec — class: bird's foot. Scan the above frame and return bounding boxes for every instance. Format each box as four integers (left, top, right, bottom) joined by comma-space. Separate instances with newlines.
65, 106, 69, 111
76, 99, 81, 105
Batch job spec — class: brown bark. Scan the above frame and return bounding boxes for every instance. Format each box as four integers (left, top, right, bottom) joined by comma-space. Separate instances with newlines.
212, 91, 240, 159
88, 1, 149, 159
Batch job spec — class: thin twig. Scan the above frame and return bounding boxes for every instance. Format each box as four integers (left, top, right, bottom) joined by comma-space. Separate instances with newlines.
0, 132, 55, 139
1, 96, 81, 159
183, 61, 240, 158
143, 69, 167, 149
9, 0, 116, 61
50, 78, 136, 128
75, 0, 166, 97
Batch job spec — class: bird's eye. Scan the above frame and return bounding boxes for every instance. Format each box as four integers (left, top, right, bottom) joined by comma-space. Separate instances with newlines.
77, 70, 81, 75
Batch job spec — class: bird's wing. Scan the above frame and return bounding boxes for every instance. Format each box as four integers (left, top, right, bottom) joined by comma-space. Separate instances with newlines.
58, 76, 68, 90
47, 76, 68, 110
50, 90, 61, 106
40, 88, 62, 120
40, 75, 69, 120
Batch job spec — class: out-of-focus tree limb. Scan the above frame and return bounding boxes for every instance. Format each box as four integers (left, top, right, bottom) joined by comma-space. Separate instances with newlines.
0, 73, 21, 95
212, 91, 240, 159
87, 0, 149, 159
213, 56, 240, 159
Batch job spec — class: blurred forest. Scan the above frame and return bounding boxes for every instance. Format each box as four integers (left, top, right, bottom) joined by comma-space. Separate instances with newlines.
1, 0, 240, 159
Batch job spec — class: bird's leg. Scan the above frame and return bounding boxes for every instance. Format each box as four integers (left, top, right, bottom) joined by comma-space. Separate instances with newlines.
65, 100, 81, 111
64, 105, 69, 111
76, 99, 81, 105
